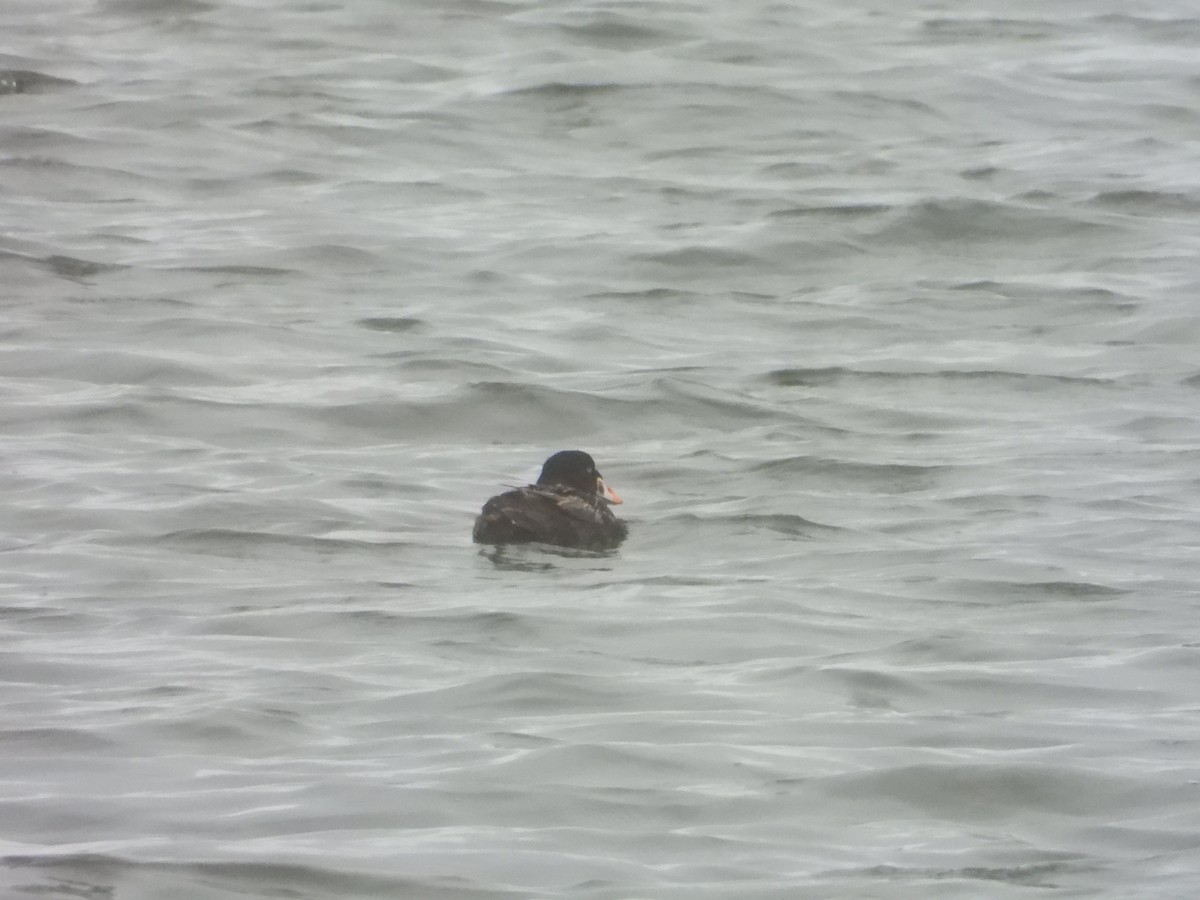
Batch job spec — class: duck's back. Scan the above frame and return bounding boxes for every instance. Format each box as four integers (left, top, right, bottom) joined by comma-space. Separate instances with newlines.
473, 486, 627, 550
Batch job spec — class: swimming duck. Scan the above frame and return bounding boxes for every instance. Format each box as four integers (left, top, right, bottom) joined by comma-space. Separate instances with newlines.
473, 450, 628, 550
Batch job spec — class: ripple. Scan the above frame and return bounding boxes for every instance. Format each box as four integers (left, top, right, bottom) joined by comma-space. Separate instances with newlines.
751, 455, 948, 492
1, 853, 523, 900
766, 366, 1118, 389
0, 70, 75, 96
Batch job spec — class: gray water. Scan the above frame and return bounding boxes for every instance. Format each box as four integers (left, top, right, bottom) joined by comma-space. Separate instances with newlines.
3, 1, 1200, 897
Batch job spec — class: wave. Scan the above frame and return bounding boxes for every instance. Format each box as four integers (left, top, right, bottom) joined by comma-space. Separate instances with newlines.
0, 70, 75, 96
1, 852, 523, 900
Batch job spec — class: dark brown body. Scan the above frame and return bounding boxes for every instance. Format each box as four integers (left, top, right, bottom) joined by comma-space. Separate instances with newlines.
473, 485, 628, 550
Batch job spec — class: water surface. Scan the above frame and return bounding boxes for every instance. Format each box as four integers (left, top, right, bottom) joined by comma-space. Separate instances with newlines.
3, 1, 1200, 898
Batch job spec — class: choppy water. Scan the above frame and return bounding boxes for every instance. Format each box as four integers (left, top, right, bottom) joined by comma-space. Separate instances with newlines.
3, 1, 1200, 898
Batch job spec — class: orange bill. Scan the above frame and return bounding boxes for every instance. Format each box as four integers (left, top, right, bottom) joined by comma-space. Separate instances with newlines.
598, 478, 623, 505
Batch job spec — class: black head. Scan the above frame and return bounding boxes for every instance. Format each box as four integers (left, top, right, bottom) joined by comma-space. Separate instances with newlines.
536, 450, 622, 504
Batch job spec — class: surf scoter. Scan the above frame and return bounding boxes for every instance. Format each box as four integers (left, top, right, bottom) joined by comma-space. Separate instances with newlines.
472, 450, 628, 550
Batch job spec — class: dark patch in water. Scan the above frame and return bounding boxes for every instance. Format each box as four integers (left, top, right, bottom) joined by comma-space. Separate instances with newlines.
358, 316, 425, 333
43, 255, 124, 281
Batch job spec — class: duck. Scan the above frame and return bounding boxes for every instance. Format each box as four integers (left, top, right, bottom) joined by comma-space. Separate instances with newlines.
473, 450, 628, 550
